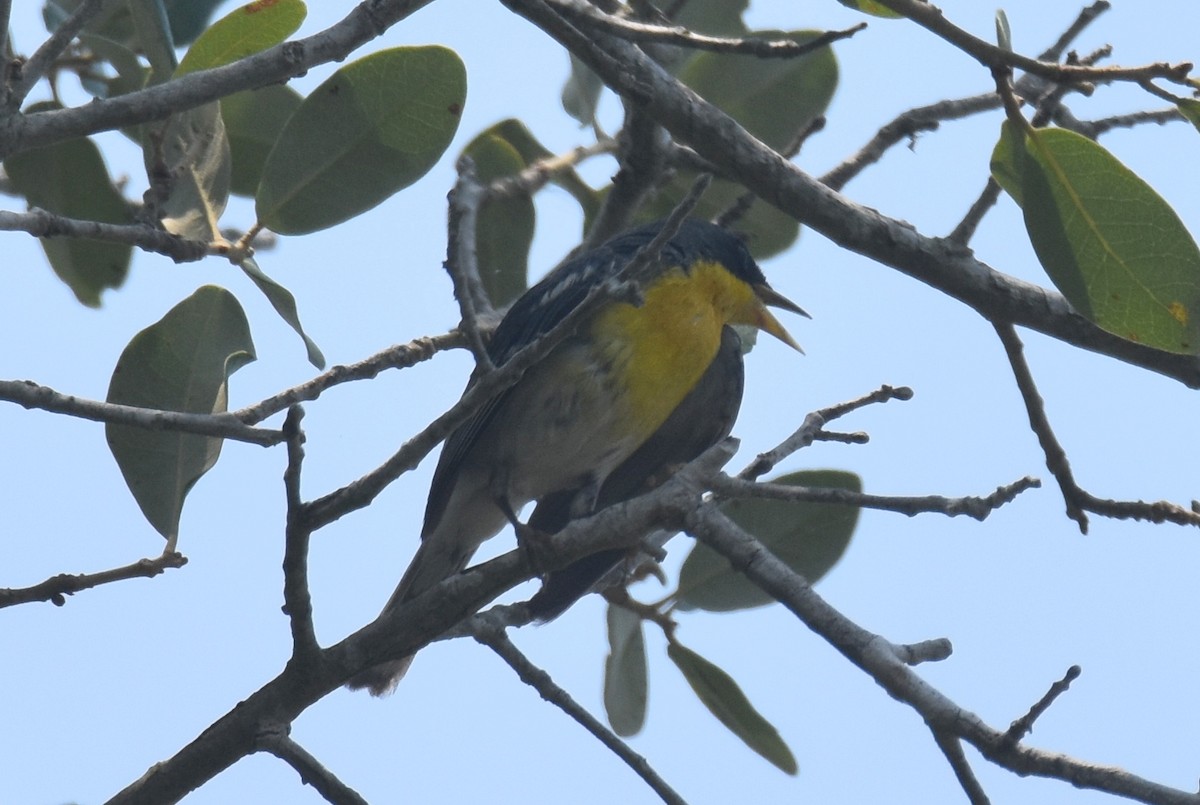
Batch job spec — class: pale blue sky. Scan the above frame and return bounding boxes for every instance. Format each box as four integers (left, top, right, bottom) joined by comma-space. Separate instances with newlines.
4, 2, 1199, 803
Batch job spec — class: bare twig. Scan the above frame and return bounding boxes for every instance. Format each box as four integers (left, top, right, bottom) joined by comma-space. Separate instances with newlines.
871, 0, 1192, 88
0, 208, 212, 261
472, 618, 687, 805
281, 406, 319, 660
551, 0, 866, 59
257, 726, 369, 805
739, 384, 913, 481
446, 156, 498, 370
583, 104, 665, 249
1004, 666, 1083, 745
713, 474, 1040, 521
684, 502, 1200, 804
933, 729, 991, 805
7, 0, 115, 106
1037, 2, 1111, 63
947, 177, 1003, 246
994, 323, 1200, 531
230, 332, 463, 425
0, 379, 283, 446
0, 551, 187, 608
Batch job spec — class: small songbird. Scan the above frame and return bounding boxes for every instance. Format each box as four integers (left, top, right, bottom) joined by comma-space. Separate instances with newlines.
348, 217, 805, 695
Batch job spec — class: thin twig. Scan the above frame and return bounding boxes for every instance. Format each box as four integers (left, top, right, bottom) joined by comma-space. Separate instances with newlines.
871, 0, 1192, 88
552, 0, 866, 59
257, 726, 369, 805
1004, 666, 1083, 745
446, 155, 498, 370
933, 729, 992, 805
0, 379, 283, 446
947, 177, 1003, 246
0, 208, 212, 262
0, 551, 187, 608
7, 0, 115, 106
739, 384, 913, 481
713, 474, 1040, 521
281, 406, 319, 660
473, 619, 687, 805
995, 324, 1200, 531
1037, 2, 1111, 63
230, 332, 463, 425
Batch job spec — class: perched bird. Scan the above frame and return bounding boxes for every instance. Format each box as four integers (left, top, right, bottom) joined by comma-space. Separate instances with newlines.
348, 217, 804, 695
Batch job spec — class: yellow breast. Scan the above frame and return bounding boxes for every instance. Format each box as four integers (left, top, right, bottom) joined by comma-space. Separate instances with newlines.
587, 259, 760, 443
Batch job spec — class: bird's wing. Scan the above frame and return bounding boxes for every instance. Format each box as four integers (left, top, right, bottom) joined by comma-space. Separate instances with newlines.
421, 232, 654, 537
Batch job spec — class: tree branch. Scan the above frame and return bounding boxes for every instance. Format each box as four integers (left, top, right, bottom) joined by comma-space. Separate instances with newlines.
0, 208, 212, 261
473, 616, 686, 805
281, 406, 319, 661
684, 503, 1200, 805
994, 323, 1200, 532
713, 474, 1040, 520
1, 0, 438, 158
256, 726, 369, 805
0, 379, 283, 446
0, 551, 187, 609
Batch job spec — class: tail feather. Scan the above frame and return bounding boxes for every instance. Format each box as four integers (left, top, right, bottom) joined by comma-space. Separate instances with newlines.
345, 538, 473, 696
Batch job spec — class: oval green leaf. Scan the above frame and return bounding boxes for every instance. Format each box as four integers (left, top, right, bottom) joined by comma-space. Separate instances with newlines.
106, 286, 256, 543
222, 83, 303, 196
1017, 125, 1200, 354
176, 0, 306, 77
4, 102, 132, 307
238, 256, 325, 368
256, 46, 467, 235
676, 470, 861, 612
603, 604, 649, 737
668, 641, 798, 775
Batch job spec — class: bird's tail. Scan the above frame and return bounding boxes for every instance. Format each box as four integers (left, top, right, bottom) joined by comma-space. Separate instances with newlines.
345, 538, 471, 696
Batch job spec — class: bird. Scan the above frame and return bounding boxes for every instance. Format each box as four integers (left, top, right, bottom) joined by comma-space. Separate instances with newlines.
347, 217, 805, 696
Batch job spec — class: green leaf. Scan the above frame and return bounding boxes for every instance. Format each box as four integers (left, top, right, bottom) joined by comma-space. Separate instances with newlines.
145, 101, 232, 241
677, 470, 861, 612
106, 286, 256, 543
222, 84, 304, 196
677, 30, 837, 153
176, 0, 306, 77
989, 120, 1024, 206
256, 46, 467, 235
4, 102, 132, 307
1177, 98, 1200, 135
668, 641, 798, 775
603, 604, 649, 737
238, 256, 326, 368
462, 131, 535, 308
837, 0, 903, 17
1012, 125, 1200, 354
995, 9, 1013, 52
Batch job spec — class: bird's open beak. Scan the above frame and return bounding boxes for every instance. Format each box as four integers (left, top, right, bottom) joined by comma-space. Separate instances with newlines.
753, 283, 808, 353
